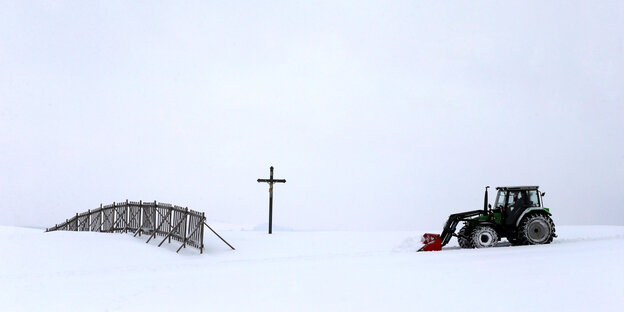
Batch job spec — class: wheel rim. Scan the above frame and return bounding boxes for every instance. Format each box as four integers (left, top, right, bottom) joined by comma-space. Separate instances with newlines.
527, 219, 549, 243
479, 232, 493, 246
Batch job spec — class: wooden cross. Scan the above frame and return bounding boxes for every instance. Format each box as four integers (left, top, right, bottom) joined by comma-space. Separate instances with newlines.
257, 166, 286, 234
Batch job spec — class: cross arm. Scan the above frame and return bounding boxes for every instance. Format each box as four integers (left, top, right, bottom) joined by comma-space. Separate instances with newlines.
257, 179, 286, 183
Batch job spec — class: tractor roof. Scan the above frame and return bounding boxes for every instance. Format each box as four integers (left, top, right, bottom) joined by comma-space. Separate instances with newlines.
496, 186, 539, 191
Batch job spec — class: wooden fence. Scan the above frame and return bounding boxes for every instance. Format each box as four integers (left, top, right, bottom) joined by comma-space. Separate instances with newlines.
46, 200, 209, 253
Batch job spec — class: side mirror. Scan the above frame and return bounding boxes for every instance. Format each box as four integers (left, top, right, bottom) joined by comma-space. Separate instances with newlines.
488, 204, 492, 209
541, 192, 546, 197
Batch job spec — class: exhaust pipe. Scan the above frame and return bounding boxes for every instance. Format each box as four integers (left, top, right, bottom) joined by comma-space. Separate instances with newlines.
484, 186, 490, 212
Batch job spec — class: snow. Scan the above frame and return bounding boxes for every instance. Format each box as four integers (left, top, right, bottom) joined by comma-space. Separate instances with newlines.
1, 225, 623, 311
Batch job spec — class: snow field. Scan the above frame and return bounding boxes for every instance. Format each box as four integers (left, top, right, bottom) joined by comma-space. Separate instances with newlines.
0, 225, 622, 311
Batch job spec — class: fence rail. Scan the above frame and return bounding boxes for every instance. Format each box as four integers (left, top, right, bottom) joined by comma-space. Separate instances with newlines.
47, 200, 207, 253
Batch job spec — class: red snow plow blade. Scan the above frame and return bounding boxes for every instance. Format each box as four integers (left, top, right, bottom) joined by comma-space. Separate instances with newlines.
417, 233, 442, 252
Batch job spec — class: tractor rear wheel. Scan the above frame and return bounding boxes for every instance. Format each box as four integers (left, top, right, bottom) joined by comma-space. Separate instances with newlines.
471, 226, 498, 248
517, 214, 556, 245
457, 226, 473, 248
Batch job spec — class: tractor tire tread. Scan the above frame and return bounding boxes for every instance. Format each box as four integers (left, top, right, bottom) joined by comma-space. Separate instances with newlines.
457, 226, 473, 249
471, 225, 498, 248
517, 213, 556, 245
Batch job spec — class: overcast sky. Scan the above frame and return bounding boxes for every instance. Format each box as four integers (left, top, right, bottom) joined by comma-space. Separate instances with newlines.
1, 1, 623, 231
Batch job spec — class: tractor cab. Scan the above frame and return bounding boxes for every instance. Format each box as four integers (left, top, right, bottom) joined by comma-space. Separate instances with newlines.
494, 186, 543, 227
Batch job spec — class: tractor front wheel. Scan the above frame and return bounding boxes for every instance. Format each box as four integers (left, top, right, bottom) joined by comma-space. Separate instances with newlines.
457, 226, 473, 248
471, 226, 498, 248
518, 214, 556, 245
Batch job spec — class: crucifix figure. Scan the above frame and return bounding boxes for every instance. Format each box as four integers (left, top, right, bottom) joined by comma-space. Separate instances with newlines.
257, 166, 286, 234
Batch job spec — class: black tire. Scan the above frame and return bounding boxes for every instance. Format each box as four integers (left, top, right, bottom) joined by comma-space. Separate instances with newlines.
517, 214, 556, 245
457, 226, 473, 248
471, 226, 498, 248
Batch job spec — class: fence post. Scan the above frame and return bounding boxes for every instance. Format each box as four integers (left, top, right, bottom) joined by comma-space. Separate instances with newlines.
112, 202, 116, 233
125, 199, 129, 233
154, 200, 157, 235
99, 204, 102, 232
201, 211, 205, 254
139, 200, 143, 237
168, 205, 173, 244
154, 199, 158, 233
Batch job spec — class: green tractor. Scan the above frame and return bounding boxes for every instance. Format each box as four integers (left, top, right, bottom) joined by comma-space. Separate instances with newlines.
419, 186, 556, 251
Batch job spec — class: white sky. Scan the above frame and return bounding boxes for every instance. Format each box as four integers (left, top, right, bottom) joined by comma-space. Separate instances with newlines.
1, 1, 623, 230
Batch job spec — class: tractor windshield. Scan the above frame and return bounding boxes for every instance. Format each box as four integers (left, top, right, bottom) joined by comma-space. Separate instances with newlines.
495, 191, 507, 209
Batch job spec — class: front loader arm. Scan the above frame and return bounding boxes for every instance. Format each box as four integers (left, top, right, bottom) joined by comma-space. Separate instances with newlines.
439, 210, 484, 246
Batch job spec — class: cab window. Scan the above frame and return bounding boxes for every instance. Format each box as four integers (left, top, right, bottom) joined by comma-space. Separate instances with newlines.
495, 191, 507, 209
507, 191, 519, 209
527, 190, 540, 207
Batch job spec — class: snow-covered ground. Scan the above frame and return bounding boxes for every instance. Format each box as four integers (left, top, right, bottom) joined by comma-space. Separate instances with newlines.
1, 225, 623, 311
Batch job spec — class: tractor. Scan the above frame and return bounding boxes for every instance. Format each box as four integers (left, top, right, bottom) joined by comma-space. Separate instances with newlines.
419, 186, 556, 251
